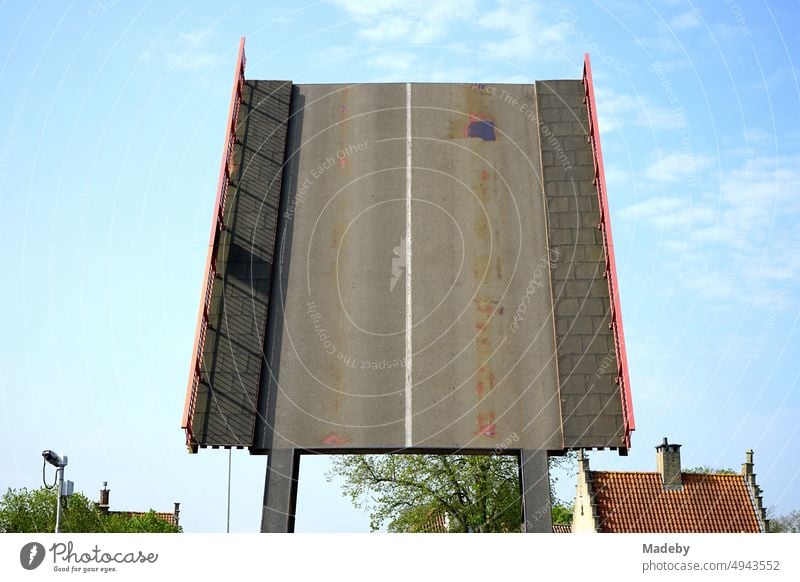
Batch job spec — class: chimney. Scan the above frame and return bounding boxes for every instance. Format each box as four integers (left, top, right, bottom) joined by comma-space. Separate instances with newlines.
174, 502, 181, 526
655, 437, 682, 491
98, 482, 110, 514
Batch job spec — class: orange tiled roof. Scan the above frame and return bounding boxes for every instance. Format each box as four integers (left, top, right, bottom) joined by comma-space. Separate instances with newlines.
153, 512, 177, 526
111, 511, 178, 526
592, 472, 760, 533
552, 523, 572, 533
413, 511, 448, 533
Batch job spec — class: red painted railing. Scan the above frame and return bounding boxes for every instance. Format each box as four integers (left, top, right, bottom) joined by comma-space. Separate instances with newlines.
582, 53, 635, 448
182, 37, 247, 451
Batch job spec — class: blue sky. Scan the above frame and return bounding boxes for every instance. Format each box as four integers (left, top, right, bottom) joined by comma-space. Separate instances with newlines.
1, 0, 798, 532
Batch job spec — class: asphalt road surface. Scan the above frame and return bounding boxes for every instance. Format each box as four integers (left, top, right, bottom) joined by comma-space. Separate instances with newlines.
269, 83, 563, 451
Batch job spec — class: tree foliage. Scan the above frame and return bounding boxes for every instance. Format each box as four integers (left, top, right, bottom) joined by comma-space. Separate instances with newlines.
104, 510, 182, 533
0, 487, 181, 533
684, 466, 737, 475
327, 453, 574, 532
551, 503, 573, 525
769, 509, 800, 533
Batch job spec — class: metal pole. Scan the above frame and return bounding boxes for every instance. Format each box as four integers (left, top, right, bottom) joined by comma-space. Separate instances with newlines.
226, 449, 231, 533
54, 466, 64, 534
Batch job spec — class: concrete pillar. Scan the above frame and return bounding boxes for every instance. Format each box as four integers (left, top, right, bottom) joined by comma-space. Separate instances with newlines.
260, 449, 300, 532
520, 449, 553, 533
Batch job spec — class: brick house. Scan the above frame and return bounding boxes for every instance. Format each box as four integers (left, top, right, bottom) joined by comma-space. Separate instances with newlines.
571, 438, 769, 533
97, 482, 180, 527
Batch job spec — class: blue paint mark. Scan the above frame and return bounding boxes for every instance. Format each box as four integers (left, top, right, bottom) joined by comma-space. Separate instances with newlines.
465, 114, 496, 141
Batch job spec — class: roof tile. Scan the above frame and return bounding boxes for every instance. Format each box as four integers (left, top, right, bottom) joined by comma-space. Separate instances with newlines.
592, 472, 760, 533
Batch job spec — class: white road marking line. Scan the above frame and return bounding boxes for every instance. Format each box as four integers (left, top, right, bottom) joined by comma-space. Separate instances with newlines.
405, 82, 413, 448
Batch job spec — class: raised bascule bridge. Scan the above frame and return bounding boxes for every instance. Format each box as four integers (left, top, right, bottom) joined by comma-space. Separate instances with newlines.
181, 38, 634, 532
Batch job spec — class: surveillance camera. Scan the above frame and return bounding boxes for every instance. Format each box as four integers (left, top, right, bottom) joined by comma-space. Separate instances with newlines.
42, 450, 67, 468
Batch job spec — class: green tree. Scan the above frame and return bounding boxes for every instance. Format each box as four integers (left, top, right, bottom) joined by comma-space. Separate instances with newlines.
0, 487, 105, 533
551, 502, 573, 525
684, 466, 737, 475
104, 510, 181, 533
769, 510, 800, 533
327, 453, 574, 532
0, 487, 181, 533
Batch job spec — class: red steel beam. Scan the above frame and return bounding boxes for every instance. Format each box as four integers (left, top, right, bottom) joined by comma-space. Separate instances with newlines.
582, 53, 635, 447
182, 37, 247, 451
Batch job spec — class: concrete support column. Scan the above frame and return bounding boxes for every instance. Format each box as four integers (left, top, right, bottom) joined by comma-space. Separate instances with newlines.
260, 449, 300, 533
520, 449, 553, 533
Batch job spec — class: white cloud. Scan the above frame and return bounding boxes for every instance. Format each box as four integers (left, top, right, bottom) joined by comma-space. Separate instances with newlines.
760, 65, 795, 92
422, 63, 480, 83
669, 9, 702, 32
635, 24, 683, 56
620, 150, 800, 306
330, 0, 479, 44
358, 18, 414, 41
330, 0, 415, 18
644, 152, 714, 183
160, 28, 221, 71
595, 87, 684, 133
482, 34, 538, 61
621, 195, 683, 219
366, 51, 416, 74
604, 164, 632, 192
178, 29, 213, 48
330, 0, 568, 63
478, 1, 569, 61
165, 52, 219, 71
307, 44, 360, 65
620, 195, 718, 230
743, 127, 774, 144
366, 52, 480, 82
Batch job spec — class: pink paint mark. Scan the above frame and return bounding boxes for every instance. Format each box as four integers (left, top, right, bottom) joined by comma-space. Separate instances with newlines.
475, 413, 496, 437
321, 433, 350, 446
477, 370, 494, 398
481, 169, 490, 181
473, 298, 497, 314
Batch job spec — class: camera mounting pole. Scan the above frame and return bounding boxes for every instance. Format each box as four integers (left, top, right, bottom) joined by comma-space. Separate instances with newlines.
42, 450, 69, 533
